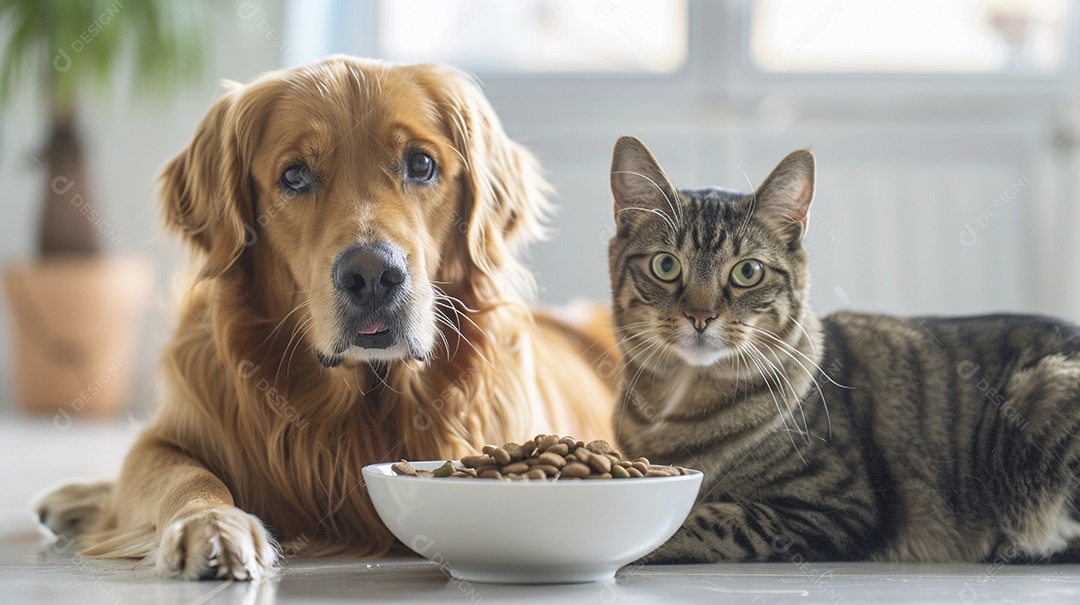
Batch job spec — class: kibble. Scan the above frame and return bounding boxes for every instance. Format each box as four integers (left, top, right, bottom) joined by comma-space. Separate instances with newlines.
538, 452, 566, 468
461, 454, 491, 468
483, 444, 512, 465
560, 462, 592, 478
503, 443, 526, 462
502, 461, 530, 475
389, 435, 694, 481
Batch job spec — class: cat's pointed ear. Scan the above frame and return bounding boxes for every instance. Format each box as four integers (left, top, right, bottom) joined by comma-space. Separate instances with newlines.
754, 149, 815, 243
611, 136, 678, 218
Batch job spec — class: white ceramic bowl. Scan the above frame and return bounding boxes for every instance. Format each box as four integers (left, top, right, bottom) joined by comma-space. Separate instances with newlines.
363, 460, 702, 584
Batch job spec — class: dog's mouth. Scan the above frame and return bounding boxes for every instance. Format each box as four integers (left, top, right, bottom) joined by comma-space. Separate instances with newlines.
316, 311, 434, 368
354, 320, 394, 349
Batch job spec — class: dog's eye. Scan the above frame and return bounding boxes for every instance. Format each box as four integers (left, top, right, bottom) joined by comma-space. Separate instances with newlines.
405, 152, 437, 183
280, 163, 315, 194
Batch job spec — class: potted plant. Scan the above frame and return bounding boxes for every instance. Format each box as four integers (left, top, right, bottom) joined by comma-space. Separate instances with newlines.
0, 0, 212, 416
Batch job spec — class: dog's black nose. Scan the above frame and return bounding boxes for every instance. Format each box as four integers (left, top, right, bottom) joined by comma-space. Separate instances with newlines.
333, 243, 408, 308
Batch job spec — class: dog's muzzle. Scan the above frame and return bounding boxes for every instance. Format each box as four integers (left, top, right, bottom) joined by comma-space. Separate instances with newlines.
333, 242, 410, 350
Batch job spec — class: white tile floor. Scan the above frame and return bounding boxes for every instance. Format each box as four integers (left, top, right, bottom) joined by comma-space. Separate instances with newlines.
3, 416, 1080, 604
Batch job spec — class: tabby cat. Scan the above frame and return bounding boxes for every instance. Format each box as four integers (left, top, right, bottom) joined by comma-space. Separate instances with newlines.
608, 135, 1080, 564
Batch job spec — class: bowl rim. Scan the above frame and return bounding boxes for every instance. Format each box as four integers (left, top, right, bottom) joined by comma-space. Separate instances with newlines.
361, 460, 704, 485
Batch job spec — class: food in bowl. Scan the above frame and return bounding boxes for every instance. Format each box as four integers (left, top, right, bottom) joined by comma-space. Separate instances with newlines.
390, 434, 692, 480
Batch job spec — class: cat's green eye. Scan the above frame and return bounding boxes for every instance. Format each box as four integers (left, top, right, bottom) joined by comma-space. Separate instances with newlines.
731, 260, 765, 287
651, 253, 682, 282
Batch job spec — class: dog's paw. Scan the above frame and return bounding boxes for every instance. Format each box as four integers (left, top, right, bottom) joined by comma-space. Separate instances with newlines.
34, 480, 113, 539
157, 506, 278, 580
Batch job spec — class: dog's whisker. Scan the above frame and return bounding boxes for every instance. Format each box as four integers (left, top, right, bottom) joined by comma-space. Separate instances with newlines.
261, 298, 315, 353
430, 286, 496, 366
281, 314, 320, 384
432, 310, 459, 360
431, 304, 492, 367
433, 296, 490, 344
367, 363, 405, 395
432, 286, 482, 314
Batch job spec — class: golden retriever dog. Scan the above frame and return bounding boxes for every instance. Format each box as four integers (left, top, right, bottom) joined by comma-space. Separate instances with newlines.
35, 56, 617, 580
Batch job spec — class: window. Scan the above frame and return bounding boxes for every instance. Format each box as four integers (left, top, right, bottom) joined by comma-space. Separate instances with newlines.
286, 0, 688, 74
749, 0, 1069, 74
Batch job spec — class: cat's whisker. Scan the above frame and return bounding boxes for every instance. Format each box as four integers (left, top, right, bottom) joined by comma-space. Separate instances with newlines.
762, 343, 813, 442
745, 340, 810, 443
616, 206, 677, 236
733, 343, 746, 399
625, 340, 666, 381
612, 332, 665, 444
619, 342, 665, 439
741, 342, 807, 464
650, 347, 676, 392
744, 325, 843, 442
622, 333, 669, 403
741, 323, 849, 389
614, 333, 672, 441
615, 333, 675, 444
738, 168, 758, 237
619, 331, 666, 362
736, 344, 755, 401
614, 320, 659, 335
611, 169, 682, 227
739, 342, 796, 434
617, 329, 661, 365
745, 327, 835, 440
786, 313, 818, 355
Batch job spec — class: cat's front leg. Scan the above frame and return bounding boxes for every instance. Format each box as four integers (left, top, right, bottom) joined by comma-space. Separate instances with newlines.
644, 501, 861, 564
645, 502, 774, 563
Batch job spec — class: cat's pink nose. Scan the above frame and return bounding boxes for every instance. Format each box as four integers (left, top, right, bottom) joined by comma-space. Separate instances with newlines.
685, 310, 716, 332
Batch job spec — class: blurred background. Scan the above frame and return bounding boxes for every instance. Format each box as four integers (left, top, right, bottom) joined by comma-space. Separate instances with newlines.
1, 0, 1077, 420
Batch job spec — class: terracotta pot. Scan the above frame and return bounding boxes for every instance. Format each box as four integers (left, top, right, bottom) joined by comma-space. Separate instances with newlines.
4, 256, 154, 417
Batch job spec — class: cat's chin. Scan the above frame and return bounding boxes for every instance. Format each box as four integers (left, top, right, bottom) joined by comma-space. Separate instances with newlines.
675, 345, 738, 367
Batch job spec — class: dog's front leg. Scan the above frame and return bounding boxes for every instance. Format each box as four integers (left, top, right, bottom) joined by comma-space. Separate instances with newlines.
109, 431, 278, 580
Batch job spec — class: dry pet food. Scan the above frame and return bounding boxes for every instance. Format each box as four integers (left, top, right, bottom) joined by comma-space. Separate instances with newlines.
391, 434, 694, 480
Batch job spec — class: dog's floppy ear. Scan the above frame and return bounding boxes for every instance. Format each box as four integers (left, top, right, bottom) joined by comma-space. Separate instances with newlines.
159, 83, 264, 279
416, 64, 552, 297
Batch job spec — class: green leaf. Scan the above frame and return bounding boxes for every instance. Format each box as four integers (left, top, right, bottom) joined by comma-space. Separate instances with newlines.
0, 0, 224, 111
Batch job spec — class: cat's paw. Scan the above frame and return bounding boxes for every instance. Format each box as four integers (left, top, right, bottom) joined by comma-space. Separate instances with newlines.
157, 506, 278, 580
641, 529, 718, 564
34, 480, 113, 539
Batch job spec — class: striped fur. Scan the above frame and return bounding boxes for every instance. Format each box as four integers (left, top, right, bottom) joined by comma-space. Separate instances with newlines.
608, 135, 1080, 563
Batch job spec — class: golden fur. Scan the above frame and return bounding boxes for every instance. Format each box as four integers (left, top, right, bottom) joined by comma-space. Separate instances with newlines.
36, 56, 617, 580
